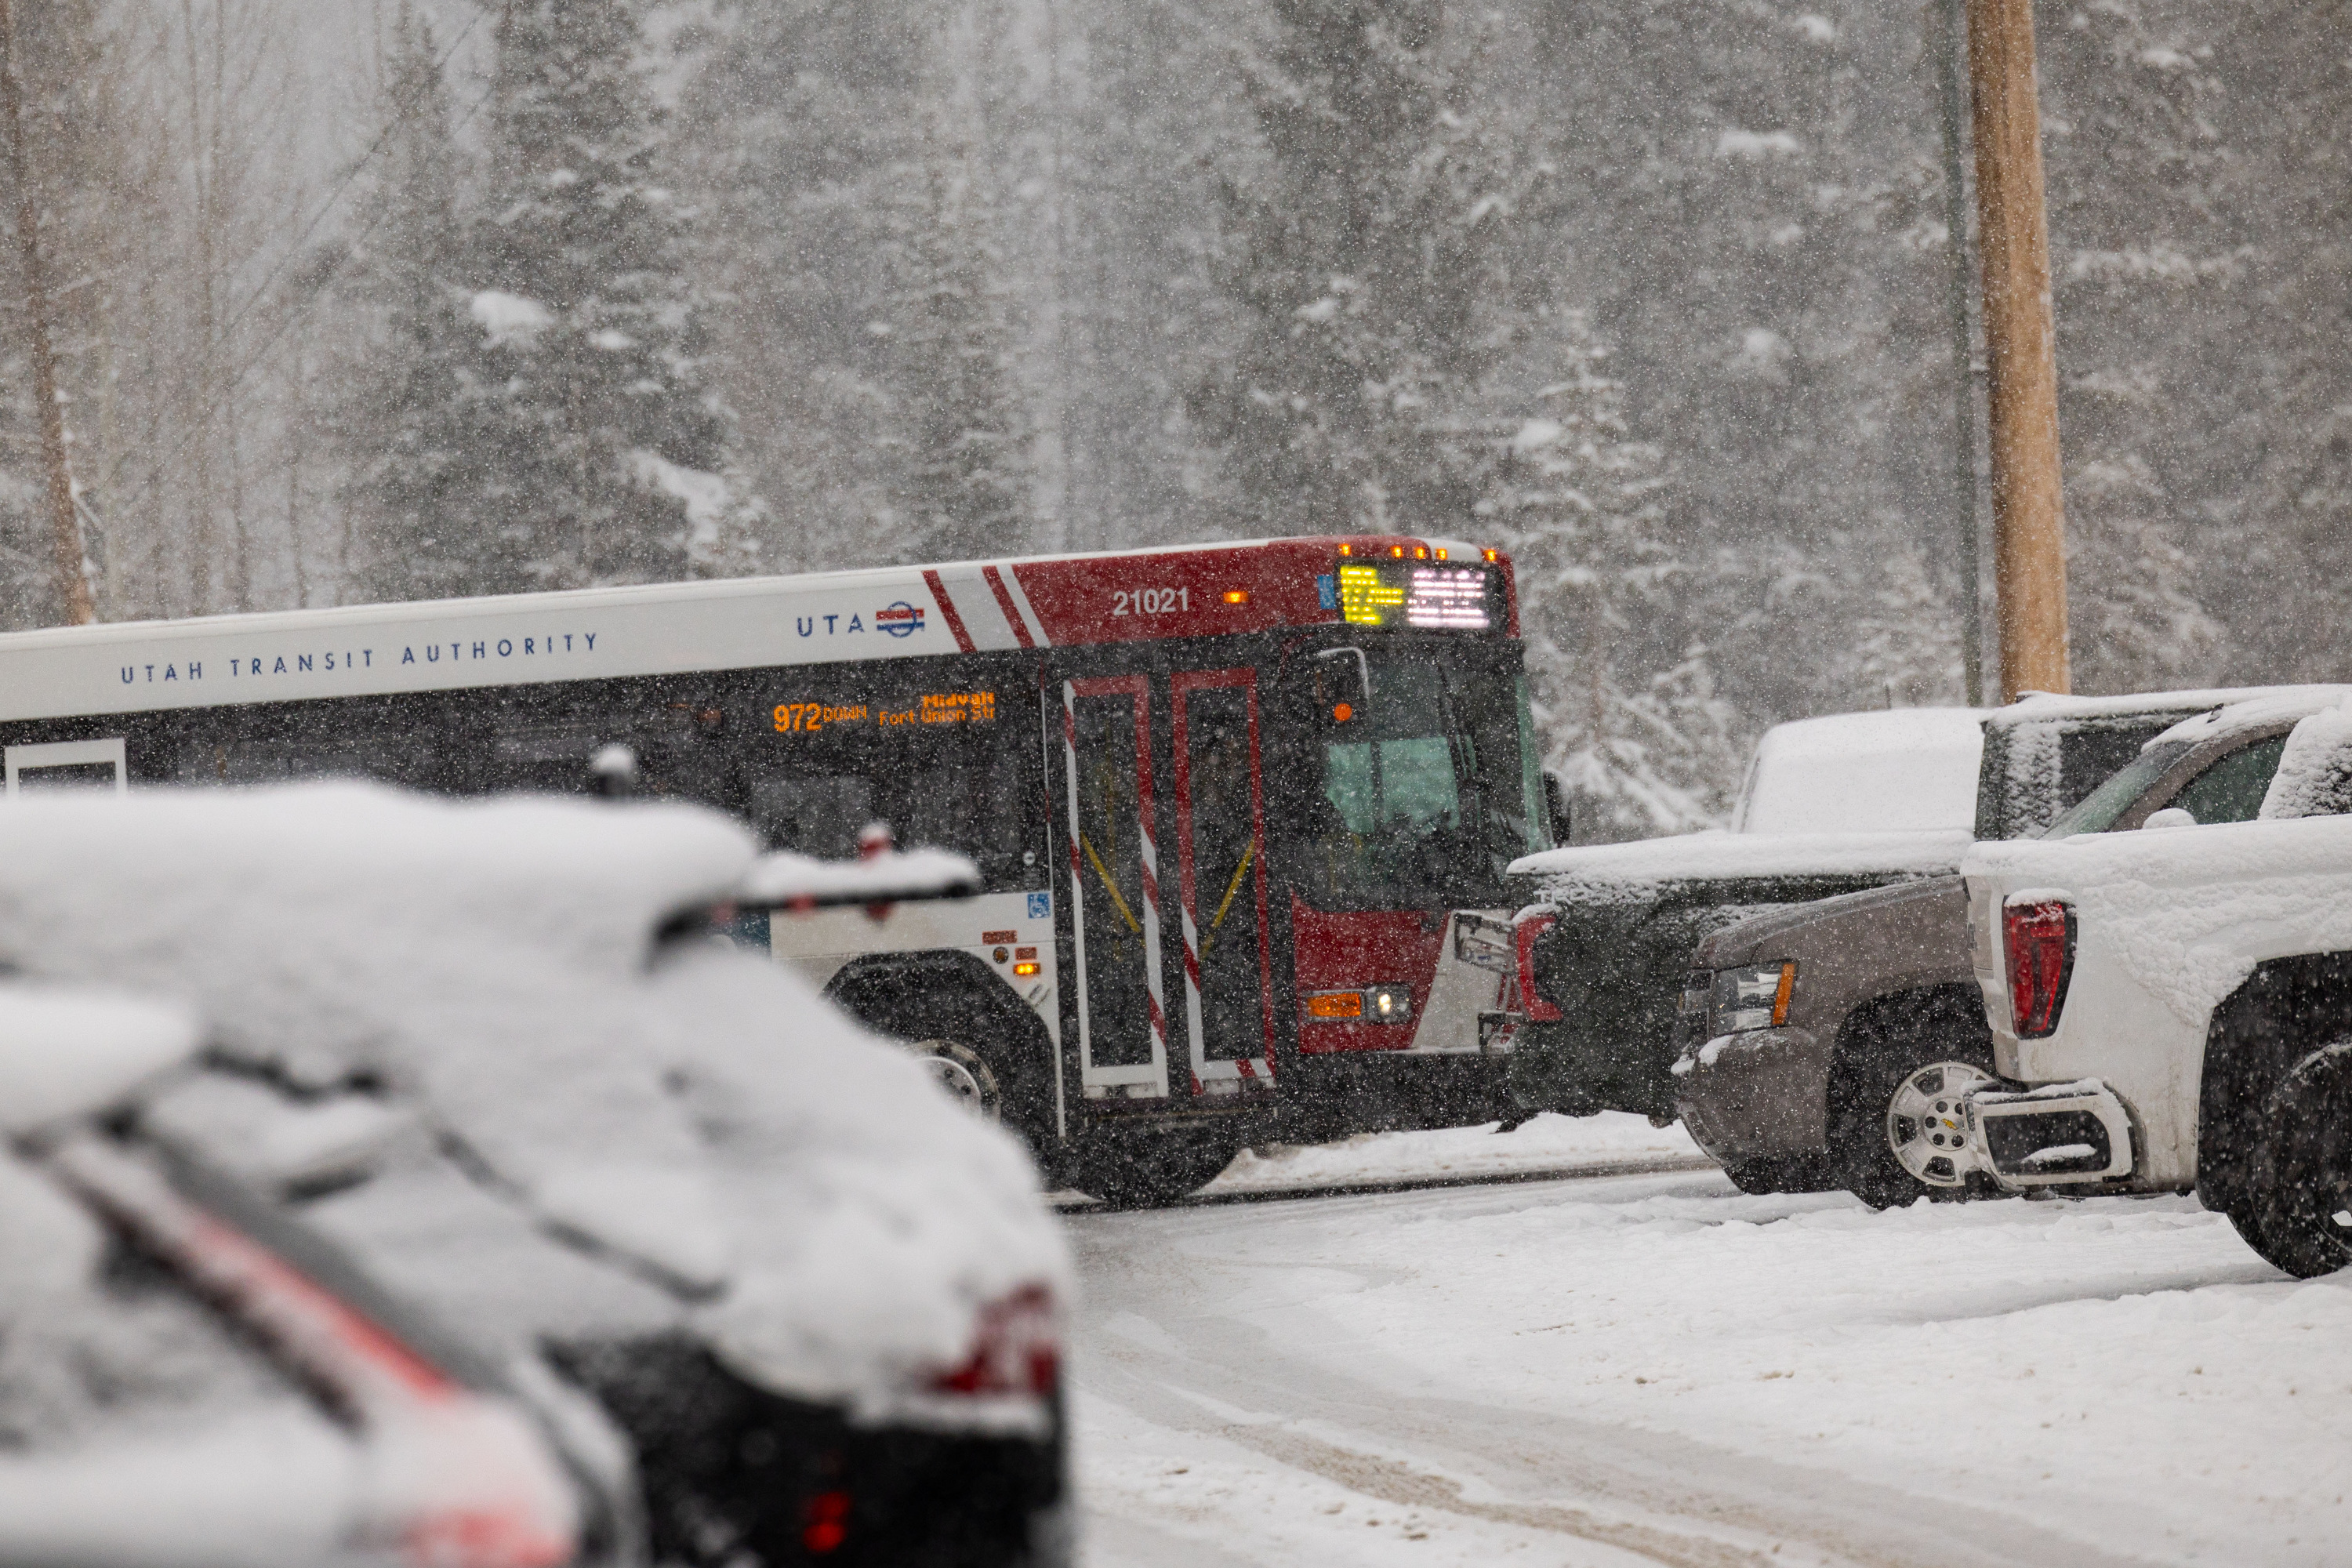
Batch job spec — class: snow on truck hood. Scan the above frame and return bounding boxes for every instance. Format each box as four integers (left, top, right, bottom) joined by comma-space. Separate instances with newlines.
0, 785, 1067, 1414
1509, 828, 1973, 888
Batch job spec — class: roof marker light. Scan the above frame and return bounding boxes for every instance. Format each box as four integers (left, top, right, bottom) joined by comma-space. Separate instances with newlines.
1390, 545, 1406, 558
1223, 590, 1248, 605
1338, 543, 1352, 556
1434, 547, 1448, 561
1483, 547, 1499, 563
1414, 546, 1428, 560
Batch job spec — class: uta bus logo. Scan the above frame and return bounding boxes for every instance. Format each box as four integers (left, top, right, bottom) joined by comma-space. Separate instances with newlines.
877, 602, 926, 638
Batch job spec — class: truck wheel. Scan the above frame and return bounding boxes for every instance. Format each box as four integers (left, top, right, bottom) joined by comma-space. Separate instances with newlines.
2244, 1041, 2352, 1278
1830, 998, 1997, 1210
1065, 1125, 1246, 1208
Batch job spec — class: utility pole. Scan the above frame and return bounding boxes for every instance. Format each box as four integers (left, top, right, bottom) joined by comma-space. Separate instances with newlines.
0, 0, 93, 626
1965, 0, 2067, 699
1933, 0, 1983, 707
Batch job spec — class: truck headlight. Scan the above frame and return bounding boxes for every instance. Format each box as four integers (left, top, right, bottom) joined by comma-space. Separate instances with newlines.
1707, 963, 1795, 1035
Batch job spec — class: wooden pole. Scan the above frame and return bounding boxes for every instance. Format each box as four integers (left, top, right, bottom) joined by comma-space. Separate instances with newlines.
0, 0, 94, 626
1966, 0, 2067, 698
1934, 0, 1984, 707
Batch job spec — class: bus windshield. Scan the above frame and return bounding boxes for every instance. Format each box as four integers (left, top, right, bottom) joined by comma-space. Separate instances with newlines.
1289, 644, 1550, 908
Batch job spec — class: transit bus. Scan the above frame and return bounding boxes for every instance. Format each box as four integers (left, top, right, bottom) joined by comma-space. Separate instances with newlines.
0, 535, 1557, 1200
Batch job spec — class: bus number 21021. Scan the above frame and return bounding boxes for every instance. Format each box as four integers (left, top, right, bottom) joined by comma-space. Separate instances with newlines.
1112, 586, 1189, 616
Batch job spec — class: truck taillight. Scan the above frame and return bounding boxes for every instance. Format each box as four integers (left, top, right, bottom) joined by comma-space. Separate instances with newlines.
1515, 913, 1561, 1023
2003, 898, 2075, 1040
934, 1284, 1058, 1399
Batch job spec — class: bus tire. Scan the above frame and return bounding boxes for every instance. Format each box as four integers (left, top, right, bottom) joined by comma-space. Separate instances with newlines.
909, 1038, 1004, 1122
829, 960, 1054, 1152
1065, 1125, 1246, 1209
2243, 1041, 2352, 1278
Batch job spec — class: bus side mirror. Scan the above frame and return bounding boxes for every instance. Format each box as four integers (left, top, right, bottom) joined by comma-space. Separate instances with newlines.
1543, 772, 1571, 846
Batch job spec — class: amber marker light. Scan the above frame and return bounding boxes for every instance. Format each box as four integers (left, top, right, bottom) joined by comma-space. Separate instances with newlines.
1434, 547, 1448, 561
1014, 961, 1040, 977
1306, 991, 1366, 1020
1332, 702, 1353, 723
1223, 590, 1249, 604
1389, 544, 1405, 557
1337, 543, 1352, 556
1414, 546, 1428, 559
1482, 547, 1499, 563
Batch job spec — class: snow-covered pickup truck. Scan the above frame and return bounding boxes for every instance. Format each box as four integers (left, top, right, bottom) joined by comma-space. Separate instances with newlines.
1675, 686, 2350, 1200
1961, 696, 2352, 1276
1504, 692, 2260, 1125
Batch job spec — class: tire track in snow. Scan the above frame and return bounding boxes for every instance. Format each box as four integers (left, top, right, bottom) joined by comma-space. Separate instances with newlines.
1072, 1170, 2167, 1568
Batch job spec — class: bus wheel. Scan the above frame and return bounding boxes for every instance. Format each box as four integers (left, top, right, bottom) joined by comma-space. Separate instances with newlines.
1066, 1126, 1245, 1209
911, 1038, 1004, 1122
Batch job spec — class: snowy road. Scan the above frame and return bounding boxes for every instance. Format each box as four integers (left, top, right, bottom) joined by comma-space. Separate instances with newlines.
1068, 1145, 2352, 1566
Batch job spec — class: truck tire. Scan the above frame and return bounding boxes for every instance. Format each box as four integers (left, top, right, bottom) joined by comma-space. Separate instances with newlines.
1065, 1124, 1246, 1208
2242, 1041, 2352, 1278
1829, 991, 1998, 1210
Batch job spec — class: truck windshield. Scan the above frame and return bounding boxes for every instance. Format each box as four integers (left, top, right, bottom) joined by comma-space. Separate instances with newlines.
1289, 646, 1550, 907
2038, 739, 2194, 837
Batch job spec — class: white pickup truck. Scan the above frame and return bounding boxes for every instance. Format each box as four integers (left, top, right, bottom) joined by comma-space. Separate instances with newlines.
1961, 695, 2352, 1276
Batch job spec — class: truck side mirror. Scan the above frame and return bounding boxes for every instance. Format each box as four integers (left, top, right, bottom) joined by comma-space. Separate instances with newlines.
1543, 772, 1572, 846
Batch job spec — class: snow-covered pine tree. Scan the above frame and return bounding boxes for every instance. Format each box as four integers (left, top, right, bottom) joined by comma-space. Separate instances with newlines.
1190, 0, 1535, 535
883, 125, 1030, 564
438, 0, 758, 595
326, 4, 481, 606
1479, 310, 1742, 839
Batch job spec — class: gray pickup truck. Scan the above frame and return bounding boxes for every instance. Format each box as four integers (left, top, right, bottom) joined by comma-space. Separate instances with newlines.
1672, 686, 2352, 1200
1505, 690, 2324, 1145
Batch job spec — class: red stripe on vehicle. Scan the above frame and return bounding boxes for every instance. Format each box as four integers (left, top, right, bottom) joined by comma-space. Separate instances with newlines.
982, 565, 1035, 648
923, 568, 977, 653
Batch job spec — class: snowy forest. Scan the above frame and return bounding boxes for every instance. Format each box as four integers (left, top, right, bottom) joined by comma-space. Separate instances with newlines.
0, 0, 2343, 837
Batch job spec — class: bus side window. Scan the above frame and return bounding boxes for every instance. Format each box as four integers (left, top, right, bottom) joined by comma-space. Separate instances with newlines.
750, 774, 873, 859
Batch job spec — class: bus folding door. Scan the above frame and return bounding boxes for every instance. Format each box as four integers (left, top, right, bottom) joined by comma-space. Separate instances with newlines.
1061, 677, 1170, 1101
1171, 671, 1275, 1099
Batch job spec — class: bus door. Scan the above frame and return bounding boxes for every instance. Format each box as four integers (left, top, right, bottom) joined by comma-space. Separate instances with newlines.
1062, 677, 1171, 1102
1171, 670, 1275, 1099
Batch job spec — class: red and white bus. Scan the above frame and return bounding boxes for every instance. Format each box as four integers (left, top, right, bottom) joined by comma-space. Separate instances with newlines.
0, 535, 1557, 1200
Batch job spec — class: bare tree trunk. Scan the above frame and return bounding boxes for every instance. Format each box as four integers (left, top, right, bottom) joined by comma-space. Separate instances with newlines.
0, 0, 94, 625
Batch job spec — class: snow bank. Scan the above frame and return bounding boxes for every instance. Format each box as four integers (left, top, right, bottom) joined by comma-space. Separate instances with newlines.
1965, 813, 2352, 1027
1730, 707, 1985, 835
1197, 1112, 1704, 1197
0, 785, 1067, 1417
1510, 828, 1971, 889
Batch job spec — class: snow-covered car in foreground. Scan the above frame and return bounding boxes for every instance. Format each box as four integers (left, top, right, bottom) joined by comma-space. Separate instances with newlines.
0, 984, 629, 1568
1675, 686, 2351, 1202
1960, 695, 2352, 1274
0, 786, 1071, 1566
